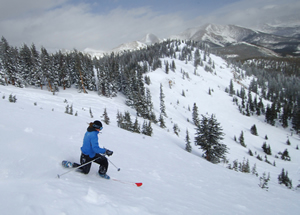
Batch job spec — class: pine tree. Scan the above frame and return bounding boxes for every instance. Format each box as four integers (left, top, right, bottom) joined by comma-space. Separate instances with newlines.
124, 111, 133, 131
102, 108, 110, 125
292, 106, 300, 134
165, 61, 169, 74
278, 168, 292, 189
141, 120, 152, 136
281, 149, 291, 161
185, 129, 192, 152
160, 83, 167, 117
30, 43, 42, 89
195, 114, 227, 163
229, 79, 235, 96
132, 117, 140, 133
171, 60, 176, 72
192, 103, 199, 126
239, 131, 246, 147
250, 124, 258, 136
173, 123, 179, 136
41, 47, 53, 92
262, 142, 272, 155
159, 113, 166, 128
116, 110, 124, 128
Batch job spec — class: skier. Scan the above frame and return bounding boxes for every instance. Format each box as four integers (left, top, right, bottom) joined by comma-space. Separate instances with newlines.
73, 120, 113, 179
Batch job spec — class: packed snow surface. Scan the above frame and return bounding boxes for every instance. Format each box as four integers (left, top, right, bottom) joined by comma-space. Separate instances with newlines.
0, 52, 299, 215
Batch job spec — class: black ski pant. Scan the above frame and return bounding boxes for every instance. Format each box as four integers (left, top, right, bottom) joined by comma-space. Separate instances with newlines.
73, 153, 108, 175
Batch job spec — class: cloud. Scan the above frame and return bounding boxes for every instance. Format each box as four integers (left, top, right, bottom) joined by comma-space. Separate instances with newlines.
0, 0, 299, 52
0, 0, 68, 20
0, 2, 188, 51
200, 0, 300, 28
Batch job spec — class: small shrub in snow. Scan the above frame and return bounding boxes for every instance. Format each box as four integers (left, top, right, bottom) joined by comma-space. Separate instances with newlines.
259, 172, 270, 191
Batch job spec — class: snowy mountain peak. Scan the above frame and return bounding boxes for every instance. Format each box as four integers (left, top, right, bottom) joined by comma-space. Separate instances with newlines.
138, 33, 160, 45
111, 40, 147, 53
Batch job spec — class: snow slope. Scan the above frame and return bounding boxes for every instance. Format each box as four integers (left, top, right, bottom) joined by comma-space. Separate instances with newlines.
0, 51, 299, 215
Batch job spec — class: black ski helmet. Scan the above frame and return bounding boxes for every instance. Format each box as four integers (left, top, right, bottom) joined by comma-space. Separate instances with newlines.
93, 120, 103, 130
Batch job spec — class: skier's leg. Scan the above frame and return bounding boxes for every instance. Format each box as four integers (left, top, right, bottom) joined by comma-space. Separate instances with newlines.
94, 154, 109, 174
79, 153, 93, 174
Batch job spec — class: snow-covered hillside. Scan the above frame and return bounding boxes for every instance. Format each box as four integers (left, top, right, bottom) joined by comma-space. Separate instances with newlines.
0, 52, 299, 215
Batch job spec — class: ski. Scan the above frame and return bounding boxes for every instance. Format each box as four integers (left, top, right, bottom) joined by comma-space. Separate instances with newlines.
111, 178, 143, 187
59, 160, 142, 186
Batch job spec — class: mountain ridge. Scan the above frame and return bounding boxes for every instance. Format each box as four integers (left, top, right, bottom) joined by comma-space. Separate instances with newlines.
86, 23, 300, 59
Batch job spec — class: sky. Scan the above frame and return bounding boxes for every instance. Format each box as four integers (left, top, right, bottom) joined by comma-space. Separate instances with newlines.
0, 0, 299, 52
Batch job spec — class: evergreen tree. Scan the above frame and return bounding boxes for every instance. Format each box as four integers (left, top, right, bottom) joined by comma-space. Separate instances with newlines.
41, 47, 53, 91
160, 83, 167, 117
195, 114, 227, 163
142, 120, 152, 136
102, 108, 110, 125
262, 142, 272, 155
281, 149, 291, 161
239, 131, 246, 147
292, 106, 300, 134
265, 102, 277, 126
278, 168, 292, 189
192, 103, 199, 126
159, 113, 166, 128
194, 49, 200, 68
116, 110, 124, 128
185, 129, 192, 152
171, 60, 176, 72
19, 43, 33, 86
123, 111, 133, 131
250, 124, 258, 136
173, 123, 179, 136
165, 61, 169, 74
132, 117, 140, 133
229, 79, 235, 96
30, 43, 42, 89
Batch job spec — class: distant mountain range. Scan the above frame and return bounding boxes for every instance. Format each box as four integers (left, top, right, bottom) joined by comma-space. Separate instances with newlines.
85, 23, 300, 60
170, 23, 300, 59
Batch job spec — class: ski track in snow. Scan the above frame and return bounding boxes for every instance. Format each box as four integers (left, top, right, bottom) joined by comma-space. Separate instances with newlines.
0, 50, 299, 215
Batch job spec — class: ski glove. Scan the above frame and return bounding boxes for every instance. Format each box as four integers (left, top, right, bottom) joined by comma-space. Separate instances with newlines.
105, 149, 113, 156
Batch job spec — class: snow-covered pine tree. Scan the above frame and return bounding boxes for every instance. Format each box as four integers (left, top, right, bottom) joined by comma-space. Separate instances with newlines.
41, 47, 54, 92
132, 117, 140, 134
30, 43, 43, 89
192, 103, 199, 126
185, 129, 192, 153
102, 108, 110, 125
229, 79, 235, 96
195, 114, 227, 163
123, 111, 133, 132
159, 113, 166, 128
160, 83, 167, 117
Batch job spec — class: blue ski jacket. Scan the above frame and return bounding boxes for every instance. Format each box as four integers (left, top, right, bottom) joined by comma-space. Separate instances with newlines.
81, 129, 106, 158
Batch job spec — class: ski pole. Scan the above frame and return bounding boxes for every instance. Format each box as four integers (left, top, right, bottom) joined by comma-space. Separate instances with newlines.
106, 157, 121, 171
57, 157, 100, 178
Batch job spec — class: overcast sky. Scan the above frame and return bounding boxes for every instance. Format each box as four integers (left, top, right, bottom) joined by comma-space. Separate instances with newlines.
1, 0, 299, 52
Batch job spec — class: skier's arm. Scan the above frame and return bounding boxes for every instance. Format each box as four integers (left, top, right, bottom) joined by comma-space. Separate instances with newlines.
91, 136, 106, 154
